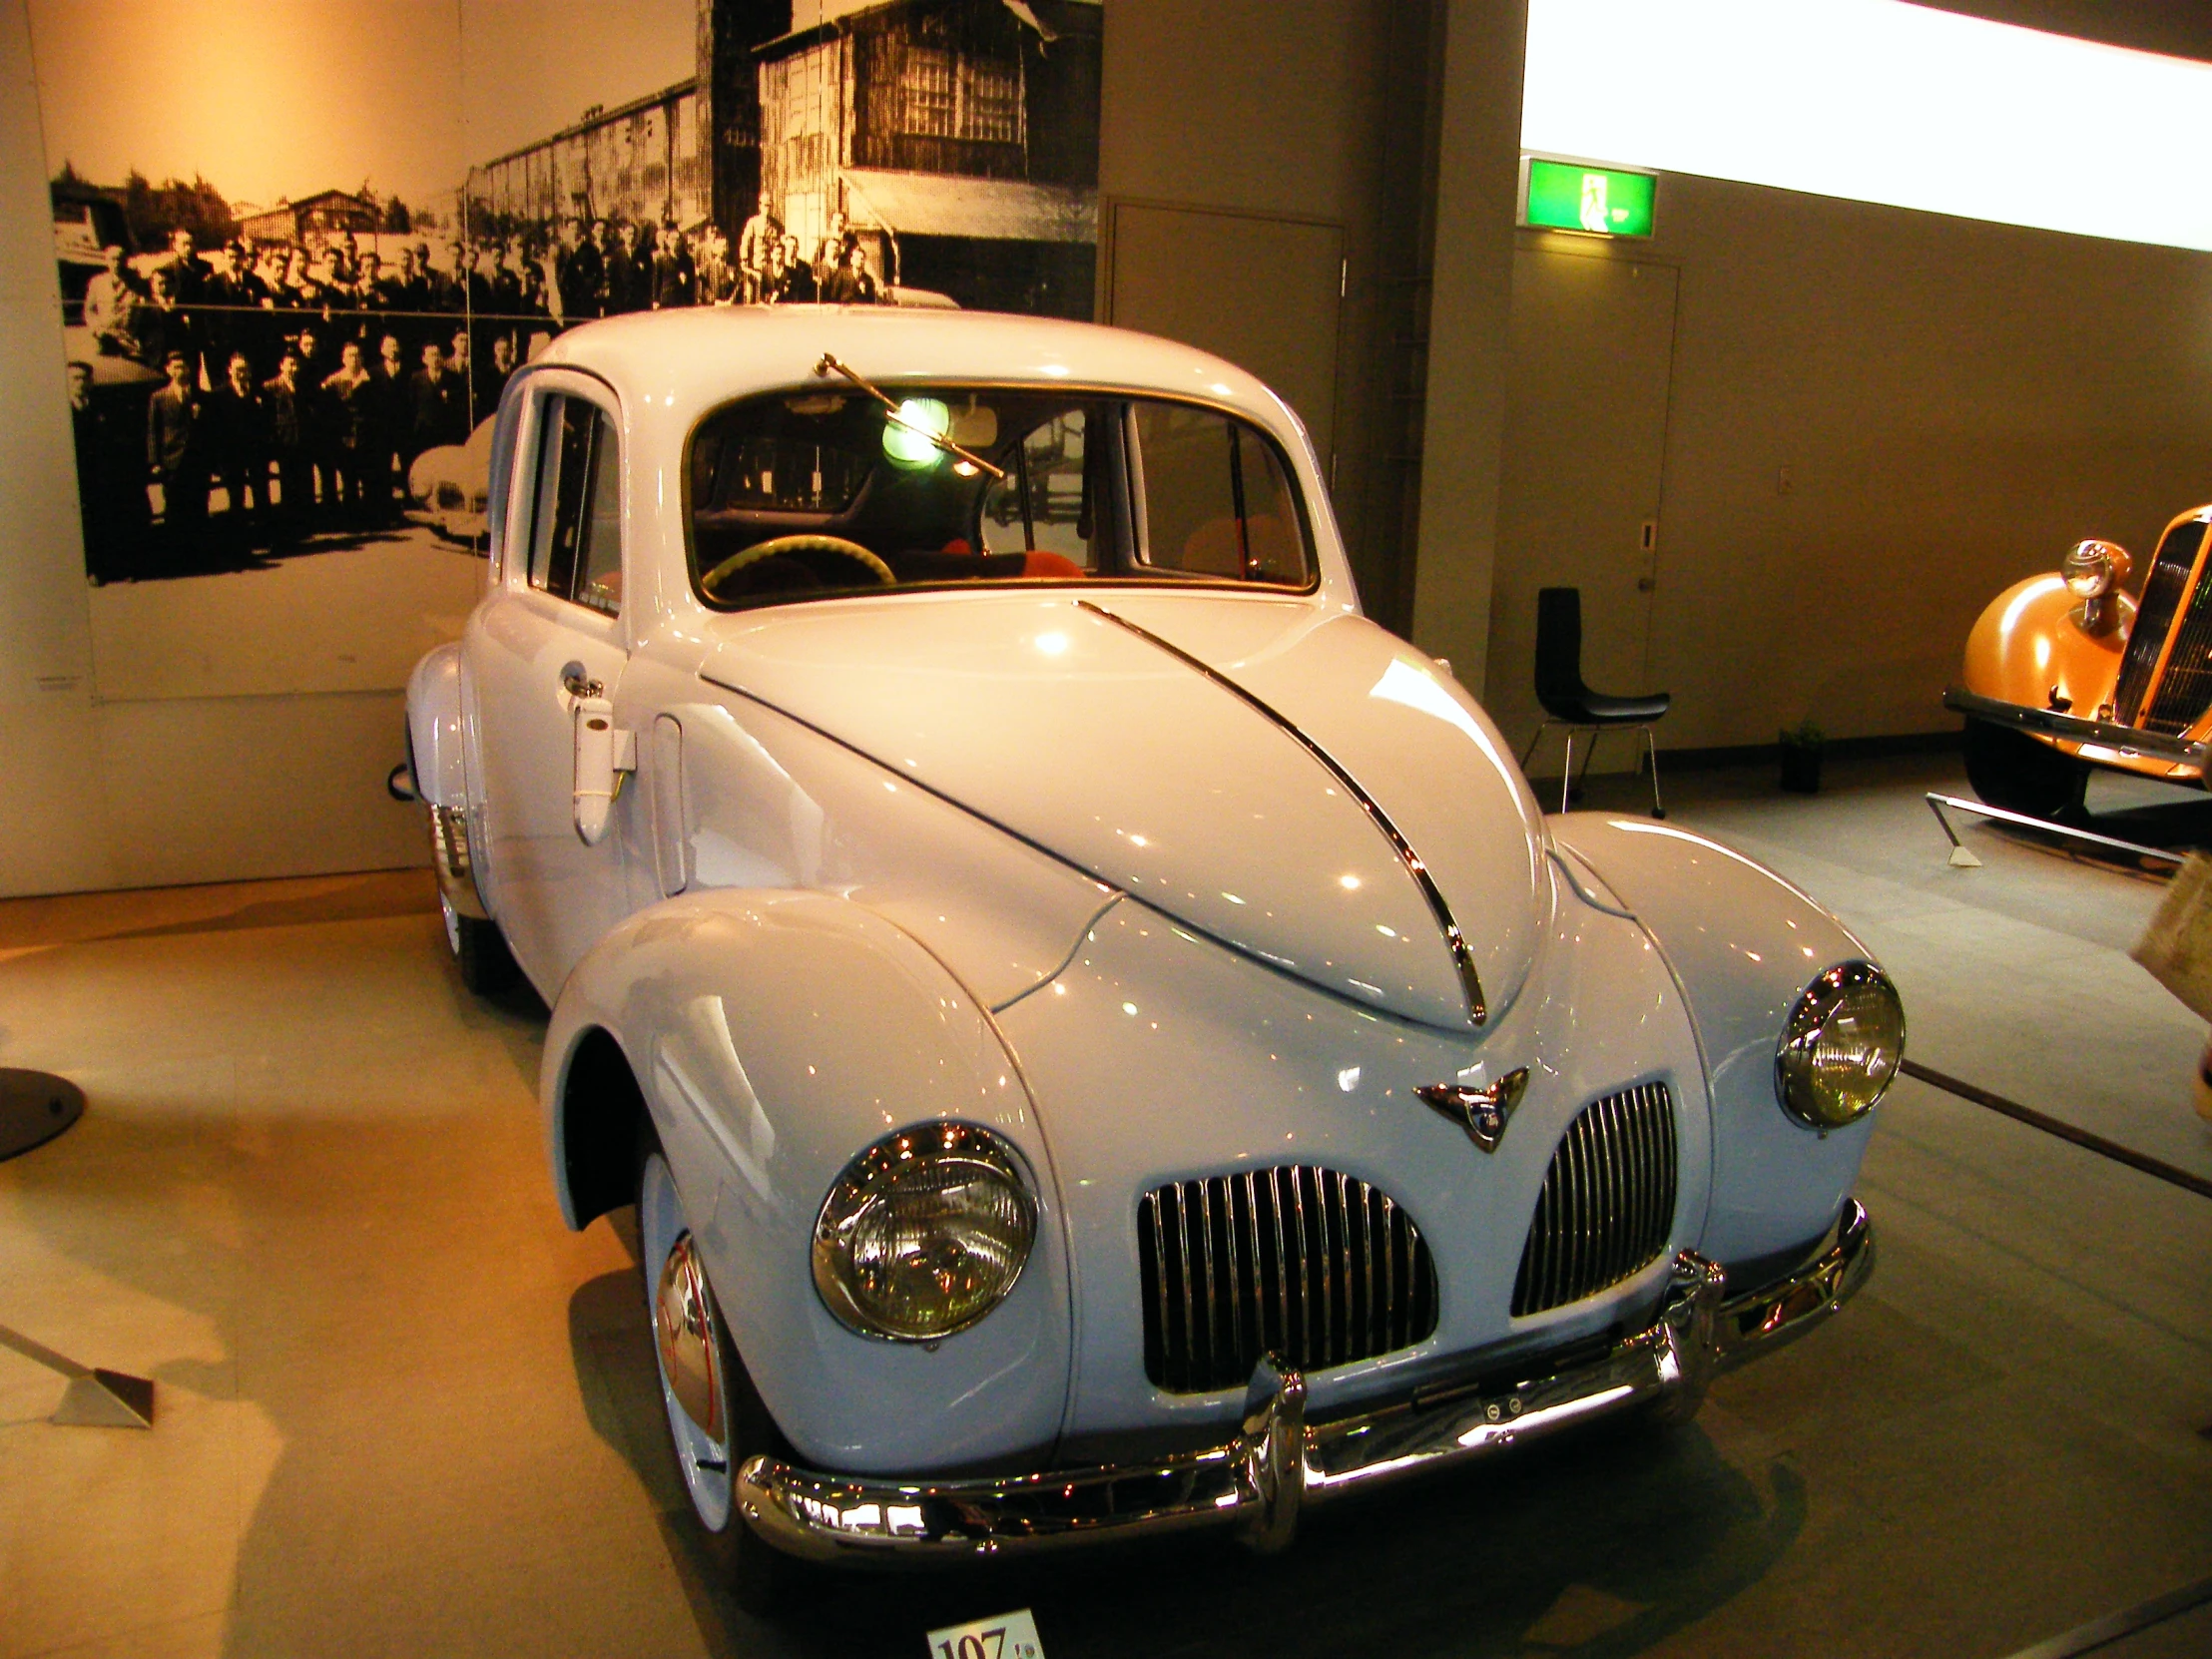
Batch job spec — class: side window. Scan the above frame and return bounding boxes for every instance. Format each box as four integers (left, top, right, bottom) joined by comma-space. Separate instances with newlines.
1131, 402, 1308, 585
527, 393, 622, 615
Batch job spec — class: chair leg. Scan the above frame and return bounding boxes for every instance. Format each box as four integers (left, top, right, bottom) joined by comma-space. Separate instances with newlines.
1644, 726, 1666, 820
1571, 726, 1600, 804
1518, 721, 1555, 775
1559, 732, 1574, 816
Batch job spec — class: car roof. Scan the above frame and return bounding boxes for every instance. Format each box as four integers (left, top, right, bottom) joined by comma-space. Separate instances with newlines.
530, 305, 1316, 456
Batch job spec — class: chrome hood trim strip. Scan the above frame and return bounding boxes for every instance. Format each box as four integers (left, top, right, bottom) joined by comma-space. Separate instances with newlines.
1076, 600, 1487, 1025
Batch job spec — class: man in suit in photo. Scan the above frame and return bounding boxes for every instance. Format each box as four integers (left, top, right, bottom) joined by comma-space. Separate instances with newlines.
209, 350, 268, 534
368, 332, 410, 521
473, 331, 516, 426
651, 220, 694, 309
69, 358, 149, 580
410, 338, 468, 457
320, 338, 374, 520
82, 245, 145, 357
135, 267, 199, 379
148, 348, 209, 548
262, 348, 311, 539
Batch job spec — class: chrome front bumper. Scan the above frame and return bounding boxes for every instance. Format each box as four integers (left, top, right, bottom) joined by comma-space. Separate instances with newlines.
1943, 685, 2209, 770
735, 1198, 1875, 1563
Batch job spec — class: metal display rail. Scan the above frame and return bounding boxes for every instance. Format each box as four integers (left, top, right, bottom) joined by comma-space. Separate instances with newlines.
1924, 791, 2184, 869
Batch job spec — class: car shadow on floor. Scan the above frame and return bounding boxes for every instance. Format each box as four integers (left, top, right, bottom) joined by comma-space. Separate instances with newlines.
566, 1260, 1810, 1659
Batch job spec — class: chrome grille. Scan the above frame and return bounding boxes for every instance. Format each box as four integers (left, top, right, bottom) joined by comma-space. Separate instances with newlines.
2142, 519, 2212, 735
1139, 1166, 1438, 1393
1511, 1082, 1678, 1317
2113, 518, 2206, 727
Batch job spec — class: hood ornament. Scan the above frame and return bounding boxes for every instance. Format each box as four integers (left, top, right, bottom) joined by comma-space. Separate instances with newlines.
1416, 1068, 1529, 1154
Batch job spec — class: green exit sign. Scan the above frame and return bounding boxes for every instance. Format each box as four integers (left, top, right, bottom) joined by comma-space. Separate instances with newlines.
1521, 158, 1658, 238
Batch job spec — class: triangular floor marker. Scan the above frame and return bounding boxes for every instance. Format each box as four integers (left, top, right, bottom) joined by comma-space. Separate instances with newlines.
52, 1369, 156, 1428
0, 1324, 155, 1429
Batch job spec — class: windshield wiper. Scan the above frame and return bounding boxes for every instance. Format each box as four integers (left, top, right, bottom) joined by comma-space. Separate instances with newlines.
814, 353, 1007, 481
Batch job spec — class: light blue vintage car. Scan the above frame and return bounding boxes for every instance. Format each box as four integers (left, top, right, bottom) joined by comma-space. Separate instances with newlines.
403, 306, 1898, 1608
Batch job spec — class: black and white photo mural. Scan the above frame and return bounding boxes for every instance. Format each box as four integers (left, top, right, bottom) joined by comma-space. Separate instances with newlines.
28, 0, 1101, 700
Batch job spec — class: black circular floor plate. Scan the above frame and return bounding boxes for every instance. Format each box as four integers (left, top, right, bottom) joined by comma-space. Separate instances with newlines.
0, 1069, 85, 1162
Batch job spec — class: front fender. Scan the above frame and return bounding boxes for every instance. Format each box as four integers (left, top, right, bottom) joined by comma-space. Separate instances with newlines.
1547, 817, 1884, 1272
405, 644, 468, 810
542, 886, 1073, 1475
1961, 572, 2129, 718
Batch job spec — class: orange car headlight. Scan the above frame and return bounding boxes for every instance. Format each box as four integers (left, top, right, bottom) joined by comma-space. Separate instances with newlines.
2061, 539, 2129, 600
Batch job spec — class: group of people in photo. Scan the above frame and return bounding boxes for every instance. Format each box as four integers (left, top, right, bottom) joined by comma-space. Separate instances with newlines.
67, 198, 892, 581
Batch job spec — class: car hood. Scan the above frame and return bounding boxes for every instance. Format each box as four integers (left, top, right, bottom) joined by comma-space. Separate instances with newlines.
701, 591, 1546, 1030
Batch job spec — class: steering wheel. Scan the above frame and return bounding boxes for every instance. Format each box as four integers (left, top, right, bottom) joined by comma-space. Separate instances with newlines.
701, 534, 896, 599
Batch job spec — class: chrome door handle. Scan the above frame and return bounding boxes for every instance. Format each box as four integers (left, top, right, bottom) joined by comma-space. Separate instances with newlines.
560, 663, 604, 700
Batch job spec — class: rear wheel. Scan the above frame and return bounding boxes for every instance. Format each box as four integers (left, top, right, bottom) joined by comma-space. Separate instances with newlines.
440, 893, 519, 996
638, 1128, 799, 1614
1962, 718, 2090, 823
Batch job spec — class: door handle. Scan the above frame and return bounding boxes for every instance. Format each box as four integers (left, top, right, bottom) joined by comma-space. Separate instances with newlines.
560, 662, 604, 701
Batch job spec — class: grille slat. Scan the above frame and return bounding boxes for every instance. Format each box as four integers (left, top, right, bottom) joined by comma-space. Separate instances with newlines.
1380, 1191, 1400, 1350
1140, 1165, 1439, 1393
1269, 1168, 1292, 1362
1241, 1171, 1265, 1360
1177, 1185, 1201, 1386
1512, 1082, 1679, 1318
2115, 519, 2207, 727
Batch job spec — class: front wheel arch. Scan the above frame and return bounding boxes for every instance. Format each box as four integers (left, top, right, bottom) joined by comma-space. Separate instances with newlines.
559, 1025, 647, 1229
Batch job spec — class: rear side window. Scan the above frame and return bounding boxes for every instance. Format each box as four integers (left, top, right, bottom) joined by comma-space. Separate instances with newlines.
528, 393, 622, 616
1131, 402, 1306, 584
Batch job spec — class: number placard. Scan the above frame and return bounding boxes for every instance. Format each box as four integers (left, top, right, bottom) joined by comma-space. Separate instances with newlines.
926, 1607, 1045, 1659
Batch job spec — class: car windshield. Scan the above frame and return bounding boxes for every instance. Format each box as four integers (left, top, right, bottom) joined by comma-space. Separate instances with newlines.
686, 384, 1314, 610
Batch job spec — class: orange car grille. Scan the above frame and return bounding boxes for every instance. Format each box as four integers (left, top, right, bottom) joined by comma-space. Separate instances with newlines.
2115, 519, 2208, 730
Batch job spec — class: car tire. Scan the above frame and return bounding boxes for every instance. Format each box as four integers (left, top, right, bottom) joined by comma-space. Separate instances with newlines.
440, 893, 520, 996
1962, 718, 2089, 823
637, 1124, 800, 1615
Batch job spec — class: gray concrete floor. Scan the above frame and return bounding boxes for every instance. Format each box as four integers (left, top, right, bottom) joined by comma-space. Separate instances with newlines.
1, 760, 2208, 1658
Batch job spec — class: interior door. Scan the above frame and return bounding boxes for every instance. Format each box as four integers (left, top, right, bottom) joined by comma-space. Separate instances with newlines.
1106, 202, 1344, 473
1487, 248, 1677, 772
467, 372, 633, 995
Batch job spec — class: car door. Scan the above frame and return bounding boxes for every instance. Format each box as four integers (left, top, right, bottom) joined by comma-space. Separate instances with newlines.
468, 370, 635, 996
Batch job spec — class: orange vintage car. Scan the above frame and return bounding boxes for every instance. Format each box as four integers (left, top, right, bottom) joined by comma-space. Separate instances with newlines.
1946, 505, 2212, 820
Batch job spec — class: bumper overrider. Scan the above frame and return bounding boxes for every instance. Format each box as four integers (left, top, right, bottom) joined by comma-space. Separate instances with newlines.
736, 1198, 1875, 1563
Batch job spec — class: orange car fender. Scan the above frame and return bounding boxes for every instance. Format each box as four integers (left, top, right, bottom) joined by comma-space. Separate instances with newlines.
1960, 573, 2131, 717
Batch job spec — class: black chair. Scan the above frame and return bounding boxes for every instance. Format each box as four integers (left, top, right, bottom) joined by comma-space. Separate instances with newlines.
1518, 586, 1671, 817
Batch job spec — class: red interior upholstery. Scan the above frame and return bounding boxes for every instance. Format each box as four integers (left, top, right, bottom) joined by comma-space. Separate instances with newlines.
1180, 514, 1300, 577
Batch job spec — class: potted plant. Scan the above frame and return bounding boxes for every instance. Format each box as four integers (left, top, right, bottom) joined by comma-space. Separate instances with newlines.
1780, 718, 1824, 794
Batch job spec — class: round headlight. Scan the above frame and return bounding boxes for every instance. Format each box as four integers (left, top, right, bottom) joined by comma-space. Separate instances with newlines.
2061, 538, 2126, 599
1775, 961, 1905, 1131
813, 1122, 1036, 1341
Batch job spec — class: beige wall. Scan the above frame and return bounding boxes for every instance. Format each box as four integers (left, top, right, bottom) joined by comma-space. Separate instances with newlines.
1406, 0, 1529, 695
1097, 0, 1401, 603
1488, 176, 2212, 751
